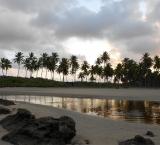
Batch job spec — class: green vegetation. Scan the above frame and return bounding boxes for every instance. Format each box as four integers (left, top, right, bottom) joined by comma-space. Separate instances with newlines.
0, 51, 160, 88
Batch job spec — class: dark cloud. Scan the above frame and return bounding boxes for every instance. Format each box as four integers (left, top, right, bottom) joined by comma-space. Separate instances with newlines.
0, 0, 160, 69
127, 36, 159, 54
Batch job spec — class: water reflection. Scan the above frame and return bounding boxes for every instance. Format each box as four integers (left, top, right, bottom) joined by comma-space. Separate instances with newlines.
0, 95, 160, 125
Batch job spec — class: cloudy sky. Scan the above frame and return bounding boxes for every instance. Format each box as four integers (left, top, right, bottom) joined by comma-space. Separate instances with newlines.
0, 0, 160, 80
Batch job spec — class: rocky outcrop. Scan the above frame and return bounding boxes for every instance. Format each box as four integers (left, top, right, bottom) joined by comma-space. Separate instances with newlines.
119, 135, 155, 145
0, 99, 15, 106
1, 109, 76, 145
0, 107, 10, 114
0, 108, 35, 131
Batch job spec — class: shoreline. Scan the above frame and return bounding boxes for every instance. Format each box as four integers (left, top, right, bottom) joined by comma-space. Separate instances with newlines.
0, 87, 160, 101
0, 87, 160, 145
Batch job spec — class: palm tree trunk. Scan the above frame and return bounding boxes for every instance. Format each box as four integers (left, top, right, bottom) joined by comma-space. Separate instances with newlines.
25, 69, 27, 78
74, 72, 76, 82
51, 71, 53, 80
2, 69, 4, 76
53, 71, 54, 81
45, 69, 47, 78
17, 64, 20, 77
41, 68, 43, 78
63, 74, 64, 82
36, 71, 38, 78
59, 74, 61, 82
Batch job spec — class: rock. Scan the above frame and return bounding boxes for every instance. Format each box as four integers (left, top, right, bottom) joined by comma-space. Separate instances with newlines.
119, 135, 155, 145
0, 99, 15, 106
0, 108, 35, 131
0, 107, 10, 114
2, 116, 76, 145
146, 131, 154, 137
84, 139, 91, 144
0, 108, 76, 145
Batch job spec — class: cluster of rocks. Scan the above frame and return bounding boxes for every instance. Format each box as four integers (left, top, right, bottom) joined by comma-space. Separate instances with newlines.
0, 107, 10, 114
0, 99, 15, 106
0, 108, 76, 145
0, 99, 15, 114
119, 134, 155, 145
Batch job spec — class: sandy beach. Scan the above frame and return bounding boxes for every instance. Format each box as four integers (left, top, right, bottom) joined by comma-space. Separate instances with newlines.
0, 87, 160, 145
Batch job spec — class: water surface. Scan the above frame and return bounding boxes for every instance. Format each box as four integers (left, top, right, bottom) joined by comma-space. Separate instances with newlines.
1, 95, 160, 125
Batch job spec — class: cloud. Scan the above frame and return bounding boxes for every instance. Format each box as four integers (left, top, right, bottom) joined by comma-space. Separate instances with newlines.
0, 0, 160, 73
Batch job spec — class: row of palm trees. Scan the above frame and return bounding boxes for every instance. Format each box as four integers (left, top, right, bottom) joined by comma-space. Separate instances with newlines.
0, 51, 160, 87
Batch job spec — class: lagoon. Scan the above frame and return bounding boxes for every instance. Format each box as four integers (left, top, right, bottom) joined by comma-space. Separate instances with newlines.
1, 95, 160, 125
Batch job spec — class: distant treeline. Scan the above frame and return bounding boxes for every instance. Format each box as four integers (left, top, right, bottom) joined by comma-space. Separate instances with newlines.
0, 51, 160, 88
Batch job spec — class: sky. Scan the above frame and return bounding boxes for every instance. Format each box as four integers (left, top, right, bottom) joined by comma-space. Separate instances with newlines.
0, 0, 160, 80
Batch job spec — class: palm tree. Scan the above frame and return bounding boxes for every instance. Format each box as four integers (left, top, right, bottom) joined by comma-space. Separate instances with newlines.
96, 66, 103, 82
95, 57, 102, 66
81, 61, 90, 82
70, 55, 79, 82
50, 53, 59, 81
40, 53, 48, 78
59, 58, 69, 82
27, 52, 37, 77
103, 63, 113, 82
28, 52, 36, 60
45, 56, 51, 78
29, 59, 37, 77
0, 58, 5, 76
35, 59, 42, 78
127, 60, 138, 86
78, 72, 85, 82
56, 65, 62, 81
121, 58, 129, 86
153, 55, 160, 72
13, 52, 24, 77
100, 51, 110, 68
141, 53, 153, 87
3, 59, 12, 76
22, 58, 30, 78
89, 65, 96, 82
114, 63, 123, 87
153, 55, 160, 87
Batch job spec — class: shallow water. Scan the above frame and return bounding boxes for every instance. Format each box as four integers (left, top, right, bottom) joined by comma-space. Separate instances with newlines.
1, 95, 160, 125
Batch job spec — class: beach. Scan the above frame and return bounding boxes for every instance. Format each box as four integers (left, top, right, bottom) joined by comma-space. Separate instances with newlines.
0, 87, 160, 145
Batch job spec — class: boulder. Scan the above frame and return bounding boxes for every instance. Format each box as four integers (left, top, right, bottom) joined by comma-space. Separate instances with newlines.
0, 108, 35, 131
119, 135, 155, 145
0, 108, 76, 145
0, 99, 15, 106
2, 116, 76, 145
146, 131, 154, 137
0, 107, 10, 114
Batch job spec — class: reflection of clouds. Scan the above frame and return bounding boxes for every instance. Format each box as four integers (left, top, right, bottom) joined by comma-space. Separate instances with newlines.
2, 95, 160, 124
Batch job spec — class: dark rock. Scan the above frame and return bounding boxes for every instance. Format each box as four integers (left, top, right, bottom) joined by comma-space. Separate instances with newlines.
0, 99, 15, 106
2, 116, 76, 145
0, 107, 11, 114
146, 131, 154, 137
84, 139, 91, 144
0, 108, 35, 131
119, 135, 155, 145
